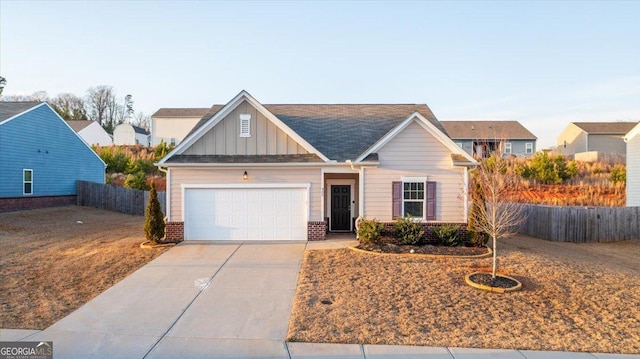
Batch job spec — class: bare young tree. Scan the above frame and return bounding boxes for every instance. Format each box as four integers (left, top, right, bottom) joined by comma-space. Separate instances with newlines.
85, 85, 115, 126
470, 151, 527, 279
49, 93, 88, 121
1, 91, 49, 102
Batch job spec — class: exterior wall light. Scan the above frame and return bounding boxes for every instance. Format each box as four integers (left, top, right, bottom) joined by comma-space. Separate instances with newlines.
243, 171, 248, 180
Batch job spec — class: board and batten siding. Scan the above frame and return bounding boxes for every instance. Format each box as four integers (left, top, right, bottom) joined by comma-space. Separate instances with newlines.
364, 121, 467, 222
183, 100, 308, 156
627, 131, 640, 206
169, 167, 322, 221
0, 105, 105, 198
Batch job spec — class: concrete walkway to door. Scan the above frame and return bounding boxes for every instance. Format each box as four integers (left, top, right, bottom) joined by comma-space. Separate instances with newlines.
16, 241, 306, 358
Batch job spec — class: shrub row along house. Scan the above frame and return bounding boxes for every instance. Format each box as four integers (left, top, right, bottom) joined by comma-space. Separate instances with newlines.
0, 102, 105, 212
157, 90, 480, 241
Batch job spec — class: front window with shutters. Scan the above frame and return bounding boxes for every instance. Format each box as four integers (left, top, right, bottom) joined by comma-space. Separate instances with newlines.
392, 179, 436, 221
403, 182, 424, 218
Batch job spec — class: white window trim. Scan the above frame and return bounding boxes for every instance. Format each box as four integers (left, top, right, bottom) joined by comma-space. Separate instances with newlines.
23, 169, 33, 195
525, 142, 533, 154
455, 142, 463, 148
401, 176, 427, 220
505, 142, 512, 154
239, 114, 251, 137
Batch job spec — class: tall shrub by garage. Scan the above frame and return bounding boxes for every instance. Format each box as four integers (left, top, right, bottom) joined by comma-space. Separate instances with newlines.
144, 181, 165, 244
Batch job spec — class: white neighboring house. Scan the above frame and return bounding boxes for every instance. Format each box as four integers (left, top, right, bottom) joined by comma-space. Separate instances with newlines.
151, 108, 211, 146
113, 123, 150, 146
625, 123, 640, 207
65, 120, 113, 146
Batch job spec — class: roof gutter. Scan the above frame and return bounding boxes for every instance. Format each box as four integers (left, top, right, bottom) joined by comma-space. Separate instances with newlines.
157, 161, 379, 168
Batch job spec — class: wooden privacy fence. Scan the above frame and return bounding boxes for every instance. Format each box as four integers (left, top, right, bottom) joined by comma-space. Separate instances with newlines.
519, 204, 640, 242
76, 180, 166, 216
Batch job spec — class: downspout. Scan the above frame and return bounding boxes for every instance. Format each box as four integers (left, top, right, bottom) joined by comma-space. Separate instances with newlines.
347, 160, 364, 228
157, 165, 170, 222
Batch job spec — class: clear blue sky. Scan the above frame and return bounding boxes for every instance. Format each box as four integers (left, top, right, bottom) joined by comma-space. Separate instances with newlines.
1, 0, 638, 148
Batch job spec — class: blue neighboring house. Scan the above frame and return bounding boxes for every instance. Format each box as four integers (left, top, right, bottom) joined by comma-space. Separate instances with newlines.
0, 102, 106, 212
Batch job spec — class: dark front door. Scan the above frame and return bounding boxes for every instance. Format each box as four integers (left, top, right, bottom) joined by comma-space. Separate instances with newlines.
331, 185, 351, 231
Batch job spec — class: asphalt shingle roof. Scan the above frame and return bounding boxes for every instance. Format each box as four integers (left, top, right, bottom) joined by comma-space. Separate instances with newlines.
0, 101, 41, 122
188, 104, 446, 162
65, 120, 94, 132
440, 121, 537, 140
152, 108, 211, 118
572, 122, 638, 135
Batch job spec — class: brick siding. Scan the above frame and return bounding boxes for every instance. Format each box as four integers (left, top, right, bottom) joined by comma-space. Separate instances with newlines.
0, 195, 77, 213
164, 220, 327, 242
165, 221, 184, 242
307, 221, 327, 241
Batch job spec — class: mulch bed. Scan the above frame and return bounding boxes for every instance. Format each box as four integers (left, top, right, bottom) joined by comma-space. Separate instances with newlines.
468, 272, 518, 288
356, 241, 488, 256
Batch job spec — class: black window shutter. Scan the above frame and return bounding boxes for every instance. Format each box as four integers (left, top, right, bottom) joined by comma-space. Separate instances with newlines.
426, 181, 436, 220
392, 181, 402, 219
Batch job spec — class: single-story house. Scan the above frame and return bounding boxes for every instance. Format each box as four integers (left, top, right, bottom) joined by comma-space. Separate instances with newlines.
440, 121, 537, 158
0, 102, 106, 212
557, 122, 638, 157
157, 90, 477, 242
625, 123, 640, 207
113, 123, 150, 146
151, 108, 210, 146
65, 120, 113, 146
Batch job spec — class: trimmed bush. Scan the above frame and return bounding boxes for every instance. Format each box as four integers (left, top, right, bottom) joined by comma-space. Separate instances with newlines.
432, 224, 461, 246
356, 218, 384, 243
393, 215, 424, 245
144, 182, 165, 244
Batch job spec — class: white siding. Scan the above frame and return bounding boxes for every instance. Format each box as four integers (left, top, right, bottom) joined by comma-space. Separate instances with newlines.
627, 132, 640, 206
364, 121, 467, 222
113, 124, 135, 145
78, 122, 112, 146
169, 167, 322, 221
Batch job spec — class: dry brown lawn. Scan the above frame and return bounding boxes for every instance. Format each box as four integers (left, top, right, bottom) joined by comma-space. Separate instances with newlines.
287, 235, 640, 354
0, 206, 169, 329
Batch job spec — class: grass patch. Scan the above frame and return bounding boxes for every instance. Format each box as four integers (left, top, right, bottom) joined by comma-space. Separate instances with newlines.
0, 206, 169, 329
287, 235, 640, 353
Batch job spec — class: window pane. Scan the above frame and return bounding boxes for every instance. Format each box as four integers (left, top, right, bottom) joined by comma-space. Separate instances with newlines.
24, 183, 32, 194
404, 202, 423, 218
404, 183, 410, 191
24, 171, 31, 181
404, 191, 410, 200
417, 182, 424, 191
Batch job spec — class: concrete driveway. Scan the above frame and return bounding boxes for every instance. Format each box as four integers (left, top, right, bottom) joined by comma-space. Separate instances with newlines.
17, 241, 306, 358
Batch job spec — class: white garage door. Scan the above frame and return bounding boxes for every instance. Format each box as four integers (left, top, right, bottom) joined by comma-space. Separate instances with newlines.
184, 186, 308, 241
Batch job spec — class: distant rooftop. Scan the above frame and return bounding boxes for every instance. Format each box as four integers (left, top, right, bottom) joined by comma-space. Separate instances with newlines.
572, 122, 638, 134
152, 108, 211, 118
440, 121, 537, 140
